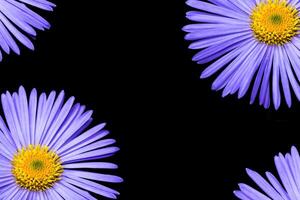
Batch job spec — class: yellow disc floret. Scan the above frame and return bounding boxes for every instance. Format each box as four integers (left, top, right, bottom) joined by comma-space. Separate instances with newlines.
250, 0, 300, 45
11, 145, 63, 191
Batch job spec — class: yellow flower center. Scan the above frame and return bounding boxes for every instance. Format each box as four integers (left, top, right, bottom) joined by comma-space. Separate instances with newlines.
250, 0, 300, 45
11, 145, 63, 191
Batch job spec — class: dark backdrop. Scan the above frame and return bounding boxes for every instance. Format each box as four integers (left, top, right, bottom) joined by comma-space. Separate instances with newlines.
172, 0, 300, 199
0, 0, 140, 199
2, 0, 300, 199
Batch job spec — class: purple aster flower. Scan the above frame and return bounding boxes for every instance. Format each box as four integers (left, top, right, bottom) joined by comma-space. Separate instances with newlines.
234, 146, 300, 200
0, 0, 55, 61
0, 86, 123, 199
183, 0, 300, 109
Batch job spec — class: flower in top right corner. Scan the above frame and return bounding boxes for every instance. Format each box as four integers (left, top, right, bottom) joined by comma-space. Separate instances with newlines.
183, 0, 300, 109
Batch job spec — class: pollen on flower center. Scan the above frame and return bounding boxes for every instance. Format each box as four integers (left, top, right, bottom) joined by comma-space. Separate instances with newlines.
250, 0, 300, 45
11, 145, 63, 191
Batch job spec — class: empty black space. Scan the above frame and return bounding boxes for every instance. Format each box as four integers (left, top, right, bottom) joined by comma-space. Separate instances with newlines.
170, 0, 300, 199
4, 0, 300, 199
0, 0, 144, 199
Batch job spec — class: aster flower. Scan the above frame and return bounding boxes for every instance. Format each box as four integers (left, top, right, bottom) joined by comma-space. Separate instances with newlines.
183, 0, 300, 109
234, 146, 300, 200
0, 0, 55, 61
0, 86, 123, 199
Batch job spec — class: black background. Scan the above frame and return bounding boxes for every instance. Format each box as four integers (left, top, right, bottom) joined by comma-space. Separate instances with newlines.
0, 0, 136, 199
172, 0, 300, 199
2, 0, 300, 199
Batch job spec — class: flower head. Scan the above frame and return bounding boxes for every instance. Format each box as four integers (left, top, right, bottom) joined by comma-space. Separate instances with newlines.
234, 146, 300, 200
0, 86, 122, 199
183, 0, 300, 109
0, 0, 56, 62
